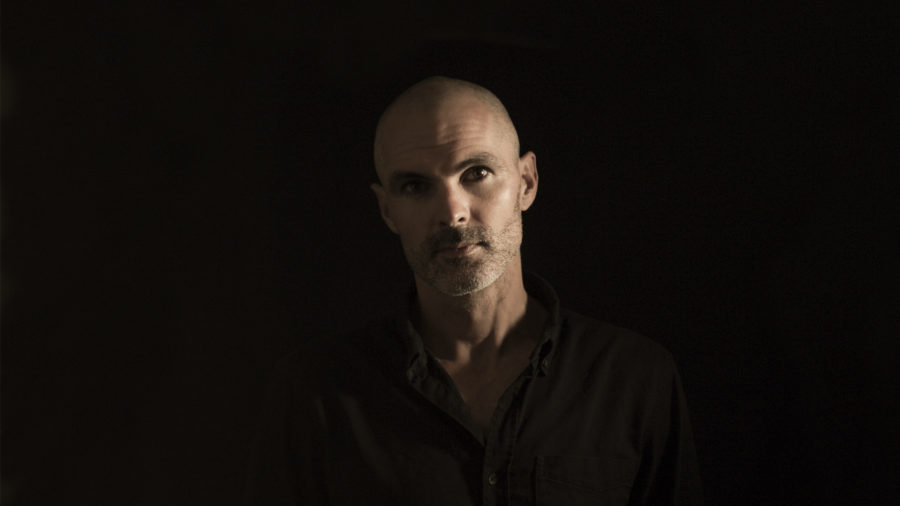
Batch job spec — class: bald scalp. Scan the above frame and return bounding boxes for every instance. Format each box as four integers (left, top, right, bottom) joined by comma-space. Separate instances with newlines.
373, 76, 520, 179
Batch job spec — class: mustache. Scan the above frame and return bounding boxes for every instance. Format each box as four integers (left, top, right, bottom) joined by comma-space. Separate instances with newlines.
426, 226, 489, 254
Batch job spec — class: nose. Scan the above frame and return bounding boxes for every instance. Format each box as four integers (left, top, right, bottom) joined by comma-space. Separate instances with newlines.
434, 183, 469, 228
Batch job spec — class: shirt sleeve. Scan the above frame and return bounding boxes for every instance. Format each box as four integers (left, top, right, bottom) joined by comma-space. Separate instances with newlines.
630, 354, 704, 506
245, 361, 328, 506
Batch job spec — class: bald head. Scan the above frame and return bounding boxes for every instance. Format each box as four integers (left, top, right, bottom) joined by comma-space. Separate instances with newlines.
373, 76, 520, 180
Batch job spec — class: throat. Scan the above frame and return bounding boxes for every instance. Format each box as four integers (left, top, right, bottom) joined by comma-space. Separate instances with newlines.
437, 337, 536, 432
445, 366, 512, 432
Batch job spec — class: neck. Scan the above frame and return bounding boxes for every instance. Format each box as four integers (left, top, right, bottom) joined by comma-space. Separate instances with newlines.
414, 258, 534, 364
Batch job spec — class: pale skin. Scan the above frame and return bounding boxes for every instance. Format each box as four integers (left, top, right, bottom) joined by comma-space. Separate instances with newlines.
371, 84, 547, 430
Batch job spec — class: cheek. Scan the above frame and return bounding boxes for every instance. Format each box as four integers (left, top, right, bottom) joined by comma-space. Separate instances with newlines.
476, 185, 519, 221
391, 205, 428, 242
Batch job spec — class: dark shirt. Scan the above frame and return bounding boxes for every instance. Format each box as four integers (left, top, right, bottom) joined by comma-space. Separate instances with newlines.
247, 274, 702, 505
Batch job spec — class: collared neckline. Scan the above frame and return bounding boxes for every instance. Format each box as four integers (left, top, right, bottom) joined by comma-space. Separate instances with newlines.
397, 272, 562, 380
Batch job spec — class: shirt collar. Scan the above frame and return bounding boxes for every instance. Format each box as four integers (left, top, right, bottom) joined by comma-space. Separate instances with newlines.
396, 272, 562, 379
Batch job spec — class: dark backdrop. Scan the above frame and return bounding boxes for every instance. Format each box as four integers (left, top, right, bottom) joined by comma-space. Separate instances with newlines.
2, 3, 896, 505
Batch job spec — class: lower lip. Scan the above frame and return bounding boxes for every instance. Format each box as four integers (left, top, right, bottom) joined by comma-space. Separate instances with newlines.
439, 244, 480, 257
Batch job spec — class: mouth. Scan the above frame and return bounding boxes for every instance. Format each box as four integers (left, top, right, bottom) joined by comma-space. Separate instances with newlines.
436, 242, 484, 257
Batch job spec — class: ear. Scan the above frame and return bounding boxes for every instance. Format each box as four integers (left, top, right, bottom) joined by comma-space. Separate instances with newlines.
517, 151, 538, 211
370, 182, 399, 234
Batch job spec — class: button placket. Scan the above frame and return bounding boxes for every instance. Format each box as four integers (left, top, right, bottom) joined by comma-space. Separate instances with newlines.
482, 368, 533, 505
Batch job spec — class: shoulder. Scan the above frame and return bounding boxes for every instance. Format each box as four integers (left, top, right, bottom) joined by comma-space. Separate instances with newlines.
555, 307, 676, 378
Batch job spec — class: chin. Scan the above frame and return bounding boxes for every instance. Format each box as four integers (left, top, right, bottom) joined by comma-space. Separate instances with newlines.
433, 279, 485, 297
429, 266, 504, 297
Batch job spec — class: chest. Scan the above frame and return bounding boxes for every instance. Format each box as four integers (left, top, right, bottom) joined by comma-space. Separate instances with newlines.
314, 365, 643, 506
447, 362, 526, 429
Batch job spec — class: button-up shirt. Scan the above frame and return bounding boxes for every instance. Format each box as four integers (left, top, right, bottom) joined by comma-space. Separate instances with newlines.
247, 274, 703, 505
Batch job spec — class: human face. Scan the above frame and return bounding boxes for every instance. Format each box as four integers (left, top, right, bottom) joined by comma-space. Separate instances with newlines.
372, 96, 537, 296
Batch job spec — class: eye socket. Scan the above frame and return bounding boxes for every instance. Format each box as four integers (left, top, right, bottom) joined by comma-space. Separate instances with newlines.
399, 179, 428, 195
462, 166, 492, 182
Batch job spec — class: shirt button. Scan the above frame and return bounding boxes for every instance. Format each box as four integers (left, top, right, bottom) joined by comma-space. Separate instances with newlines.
487, 473, 498, 486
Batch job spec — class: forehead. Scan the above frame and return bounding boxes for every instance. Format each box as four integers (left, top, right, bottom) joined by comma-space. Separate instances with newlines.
377, 96, 514, 174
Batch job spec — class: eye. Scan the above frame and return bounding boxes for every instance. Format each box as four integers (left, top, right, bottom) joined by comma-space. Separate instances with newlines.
399, 179, 428, 195
462, 166, 492, 182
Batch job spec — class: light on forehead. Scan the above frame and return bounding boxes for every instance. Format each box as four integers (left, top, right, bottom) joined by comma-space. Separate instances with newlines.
374, 77, 521, 176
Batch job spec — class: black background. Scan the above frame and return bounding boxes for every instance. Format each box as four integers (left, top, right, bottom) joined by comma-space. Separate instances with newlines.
2, 2, 897, 505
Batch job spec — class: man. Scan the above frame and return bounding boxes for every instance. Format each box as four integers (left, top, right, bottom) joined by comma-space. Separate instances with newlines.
247, 76, 703, 505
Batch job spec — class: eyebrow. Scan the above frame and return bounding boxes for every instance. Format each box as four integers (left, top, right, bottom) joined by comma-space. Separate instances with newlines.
388, 152, 504, 188
388, 171, 427, 189
454, 152, 502, 171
